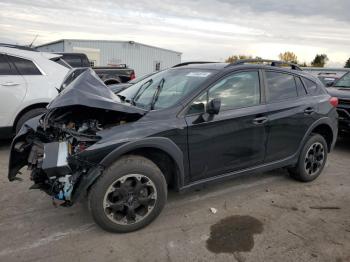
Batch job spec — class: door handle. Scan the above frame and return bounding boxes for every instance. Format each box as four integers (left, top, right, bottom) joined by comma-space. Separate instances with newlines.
253, 116, 268, 125
1, 82, 19, 87
304, 107, 315, 115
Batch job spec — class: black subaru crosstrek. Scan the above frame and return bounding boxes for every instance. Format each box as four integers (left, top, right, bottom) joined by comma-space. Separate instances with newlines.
8, 60, 338, 233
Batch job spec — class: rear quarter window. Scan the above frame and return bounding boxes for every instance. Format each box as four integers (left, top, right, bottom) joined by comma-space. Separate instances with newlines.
8, 55, 42, 75
303, 78, 319, 95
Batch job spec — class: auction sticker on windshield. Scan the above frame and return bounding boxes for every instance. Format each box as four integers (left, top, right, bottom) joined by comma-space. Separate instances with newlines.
186, 72, 212, 77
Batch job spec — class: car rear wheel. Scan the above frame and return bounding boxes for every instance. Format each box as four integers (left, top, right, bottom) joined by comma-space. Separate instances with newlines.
89, 155, 167, 233
288, 134, 328, 182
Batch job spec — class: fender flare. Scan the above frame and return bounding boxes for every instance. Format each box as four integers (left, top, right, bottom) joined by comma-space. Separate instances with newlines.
72, 137, 185, 202
298, 117, 337, 154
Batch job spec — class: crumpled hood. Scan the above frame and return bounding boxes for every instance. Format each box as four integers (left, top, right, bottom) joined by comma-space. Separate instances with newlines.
47, 68, 146, 115
327, 87, 350, 100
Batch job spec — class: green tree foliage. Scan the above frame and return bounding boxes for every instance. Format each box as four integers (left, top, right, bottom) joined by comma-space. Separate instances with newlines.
278, 51, 298, 64
311, 54, 329, 67
344, 58, 350, 68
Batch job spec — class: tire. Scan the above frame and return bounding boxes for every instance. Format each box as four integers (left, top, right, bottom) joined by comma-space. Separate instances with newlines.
15, 108, 47, 134
288, 134, 328, 182
104, 78, 121, 86
89, 155, 167, 233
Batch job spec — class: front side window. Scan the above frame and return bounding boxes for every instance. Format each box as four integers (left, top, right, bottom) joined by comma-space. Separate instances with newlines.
120, 68, 215, 110
0, 54, 16, 75
8, 55, 41, 75
334, 73, 350, 88
266, 71, 297, 102
187, 71, 260, 114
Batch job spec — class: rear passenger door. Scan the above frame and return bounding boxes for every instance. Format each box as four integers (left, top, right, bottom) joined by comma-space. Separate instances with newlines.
264, 70, 316, 162
0, 54, 27, 127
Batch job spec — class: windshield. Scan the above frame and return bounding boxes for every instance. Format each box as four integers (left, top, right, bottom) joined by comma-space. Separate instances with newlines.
334, 72, 350, 88
119, 68, 215, 110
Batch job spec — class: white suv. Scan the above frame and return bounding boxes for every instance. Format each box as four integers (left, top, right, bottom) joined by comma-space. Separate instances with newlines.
0, 45, 69, 138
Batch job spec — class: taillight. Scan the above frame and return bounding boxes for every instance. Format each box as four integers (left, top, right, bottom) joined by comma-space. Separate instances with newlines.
329, 97, 338, 107
130, 71, 135, 80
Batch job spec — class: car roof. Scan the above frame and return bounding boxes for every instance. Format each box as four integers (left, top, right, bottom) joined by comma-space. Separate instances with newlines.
0, 46, 62, 60
174, 62, 229, 70
174, 60, 303, 72
174, 61, 320, 84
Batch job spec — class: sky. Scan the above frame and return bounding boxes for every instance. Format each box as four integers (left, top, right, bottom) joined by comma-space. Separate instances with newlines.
1, 0, 350, 67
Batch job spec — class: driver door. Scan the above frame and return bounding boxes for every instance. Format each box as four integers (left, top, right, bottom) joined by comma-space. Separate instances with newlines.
185, 70, 268, 181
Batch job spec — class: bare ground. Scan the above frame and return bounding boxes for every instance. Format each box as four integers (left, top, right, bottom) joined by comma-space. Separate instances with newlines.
0, 138, 349, 262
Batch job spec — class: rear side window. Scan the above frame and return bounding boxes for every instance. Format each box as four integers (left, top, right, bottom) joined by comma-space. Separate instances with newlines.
266, 71, 297, 102
295, 77, 307, 96
0, 55, 16, 75
303, 78, 318, 94
8, 55, 42, 75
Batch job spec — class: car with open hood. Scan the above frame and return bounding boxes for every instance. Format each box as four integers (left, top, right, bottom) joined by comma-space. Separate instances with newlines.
8, 60, 338, 233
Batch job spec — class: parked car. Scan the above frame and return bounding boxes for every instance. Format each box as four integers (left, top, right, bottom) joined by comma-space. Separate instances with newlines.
55, 52, 91, 67
9, 59, 338, 233
109, 72, 157, 94
0, 44, 69, 138
317, 72, 341, 87
326, 72, 350, 133
94, 66, 135, 85
55, 52, 136, 85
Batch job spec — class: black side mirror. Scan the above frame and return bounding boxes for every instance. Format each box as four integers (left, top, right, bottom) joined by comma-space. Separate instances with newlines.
206, 98, 221, 115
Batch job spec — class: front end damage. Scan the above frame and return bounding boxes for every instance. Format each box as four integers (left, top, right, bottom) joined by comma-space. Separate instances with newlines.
8, 69, 145, 206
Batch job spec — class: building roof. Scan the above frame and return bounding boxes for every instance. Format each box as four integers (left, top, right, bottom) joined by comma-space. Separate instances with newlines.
35, 39, 182, 55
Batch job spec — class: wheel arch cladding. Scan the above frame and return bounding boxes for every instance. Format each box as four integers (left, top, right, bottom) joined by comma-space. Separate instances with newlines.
100, 137, 185, 189
302, 118, 336, 153
310, 124, 334, 152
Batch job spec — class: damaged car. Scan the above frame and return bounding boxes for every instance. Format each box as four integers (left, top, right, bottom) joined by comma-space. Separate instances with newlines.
9, 60, 338, 233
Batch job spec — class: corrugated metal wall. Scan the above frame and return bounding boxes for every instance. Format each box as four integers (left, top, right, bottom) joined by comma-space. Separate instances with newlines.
63, 40, 181, 77
36, 41, 64, 53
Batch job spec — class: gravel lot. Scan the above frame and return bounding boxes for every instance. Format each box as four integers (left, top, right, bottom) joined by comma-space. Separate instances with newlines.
0, 138, 349, 262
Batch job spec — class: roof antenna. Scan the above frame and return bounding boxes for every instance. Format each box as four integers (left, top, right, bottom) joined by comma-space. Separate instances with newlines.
28, 34, 39, 48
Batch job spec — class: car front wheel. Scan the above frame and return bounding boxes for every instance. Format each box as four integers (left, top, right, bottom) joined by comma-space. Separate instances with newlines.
89, 155, 167, 233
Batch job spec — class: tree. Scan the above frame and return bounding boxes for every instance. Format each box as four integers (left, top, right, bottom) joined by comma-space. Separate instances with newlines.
278, 51, 298, 64
300, 62, 308, 67
344, 58, 350, 68
311, 54, 329, 67
225, 55, 252, 63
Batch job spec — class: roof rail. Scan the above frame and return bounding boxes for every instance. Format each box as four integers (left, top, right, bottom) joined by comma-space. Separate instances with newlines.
172, 61, 219, 68
0, 43, 38, 51
226, 59, 302, 71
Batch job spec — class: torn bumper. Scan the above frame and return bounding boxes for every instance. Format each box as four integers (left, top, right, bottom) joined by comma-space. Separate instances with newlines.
8, 115, 42, 181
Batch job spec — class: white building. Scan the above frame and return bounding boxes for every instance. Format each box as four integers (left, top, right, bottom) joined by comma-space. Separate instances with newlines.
36, 39, 182, 77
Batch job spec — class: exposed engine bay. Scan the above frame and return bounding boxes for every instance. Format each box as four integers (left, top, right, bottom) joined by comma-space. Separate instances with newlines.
8, 69, 145, 206
14, 106, 141, 206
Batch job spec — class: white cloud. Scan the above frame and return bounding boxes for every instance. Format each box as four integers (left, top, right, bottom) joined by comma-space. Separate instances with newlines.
1, 0, 350, 67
